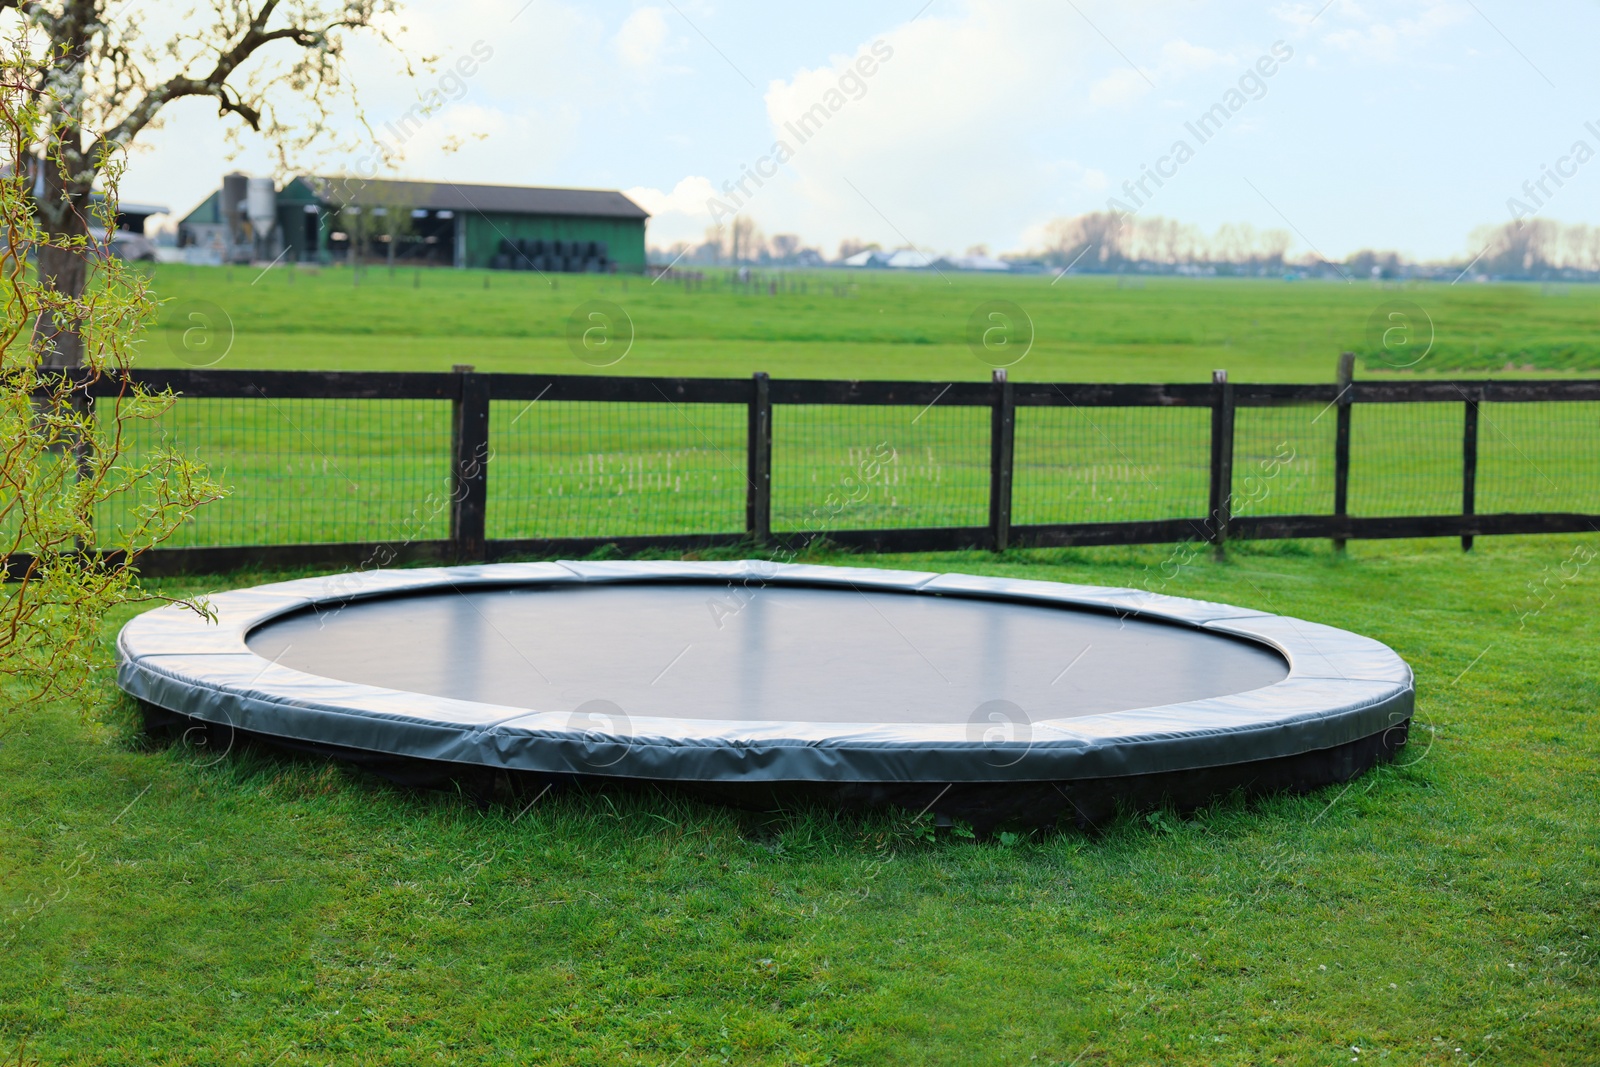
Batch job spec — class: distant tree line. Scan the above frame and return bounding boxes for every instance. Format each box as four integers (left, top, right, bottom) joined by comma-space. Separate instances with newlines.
1465, 219, 1600, 278
1030, 212, 1294, 275
650, 216, 830, 268
647, 210, 1600, 280
1028, 213, 1600, 281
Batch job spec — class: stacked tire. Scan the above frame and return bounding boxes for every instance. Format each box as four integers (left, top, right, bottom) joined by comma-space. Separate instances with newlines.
493, 237, 612, 273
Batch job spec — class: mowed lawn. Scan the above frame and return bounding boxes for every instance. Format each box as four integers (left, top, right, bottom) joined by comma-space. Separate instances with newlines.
2, 537, 1598, 1064
136, 264, 1600, 381
5, 267, 1597, 1062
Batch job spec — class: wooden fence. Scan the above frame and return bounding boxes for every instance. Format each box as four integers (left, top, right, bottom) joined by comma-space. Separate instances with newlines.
11, 356, 1599, 576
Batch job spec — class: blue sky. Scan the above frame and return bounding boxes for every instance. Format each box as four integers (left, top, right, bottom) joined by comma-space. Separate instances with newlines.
122, 0, 1600, 261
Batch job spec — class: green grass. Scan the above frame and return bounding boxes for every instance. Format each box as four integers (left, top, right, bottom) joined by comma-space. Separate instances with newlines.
3, 537, 1598, 1064
136, 264, 1600, 380
7, 264, 1596, 1061
95, 388, 1599, 550
99, 266, 1600, 551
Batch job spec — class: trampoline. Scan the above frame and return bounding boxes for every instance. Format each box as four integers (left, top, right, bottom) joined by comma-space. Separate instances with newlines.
118, 561, 1414, 828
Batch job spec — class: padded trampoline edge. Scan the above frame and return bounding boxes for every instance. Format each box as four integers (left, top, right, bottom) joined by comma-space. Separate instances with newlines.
117, 656, 1413, 784
116, 560, 1417, 791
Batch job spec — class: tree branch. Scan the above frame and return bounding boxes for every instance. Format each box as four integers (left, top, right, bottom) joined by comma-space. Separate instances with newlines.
93, 1, 376, 158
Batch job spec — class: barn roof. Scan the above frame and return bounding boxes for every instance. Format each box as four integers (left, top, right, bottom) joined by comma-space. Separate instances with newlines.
302, 176, 650, 219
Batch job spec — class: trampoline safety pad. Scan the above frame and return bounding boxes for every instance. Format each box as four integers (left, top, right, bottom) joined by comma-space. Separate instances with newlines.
117, 560, 1414, 797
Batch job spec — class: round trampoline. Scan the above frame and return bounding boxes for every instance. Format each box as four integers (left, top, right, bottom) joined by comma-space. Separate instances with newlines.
118, 561, 1413, 828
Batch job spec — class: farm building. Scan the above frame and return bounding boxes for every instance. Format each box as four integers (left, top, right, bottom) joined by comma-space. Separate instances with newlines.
177, 173, 649, 272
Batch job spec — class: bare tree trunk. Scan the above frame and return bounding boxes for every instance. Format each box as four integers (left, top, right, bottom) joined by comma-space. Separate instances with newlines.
32, 167, 93, 370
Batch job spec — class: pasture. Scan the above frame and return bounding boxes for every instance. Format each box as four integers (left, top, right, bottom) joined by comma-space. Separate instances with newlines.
138, 264, 1600, 380
4, 265, 1597, 1064
92, 267, 1600, 550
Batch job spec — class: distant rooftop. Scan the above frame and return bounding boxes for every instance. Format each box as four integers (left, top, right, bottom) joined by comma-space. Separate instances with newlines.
301, 177, 649, 220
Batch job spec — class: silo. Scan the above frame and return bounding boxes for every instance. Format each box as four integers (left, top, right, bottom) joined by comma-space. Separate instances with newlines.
221, 172, 249, 262
246, 177, 277, 259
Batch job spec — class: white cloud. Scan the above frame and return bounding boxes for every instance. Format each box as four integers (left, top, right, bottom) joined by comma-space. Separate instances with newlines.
1088, 38, 1236, 108
625, 175, 717, 220
1159, 38, 1236, 77
614, 7, 670, 71
116, 0, 1600, 264
1090, 68, 1151, 108
1277, 0, 1469, 61
730, 5, 1290, 253
739, 0, 1109, 252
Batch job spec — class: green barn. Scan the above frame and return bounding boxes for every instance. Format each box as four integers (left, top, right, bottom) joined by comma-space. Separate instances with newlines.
178, 174, 650, 272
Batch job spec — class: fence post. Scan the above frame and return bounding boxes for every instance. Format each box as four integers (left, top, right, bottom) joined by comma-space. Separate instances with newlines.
1333, 352, 1355, 554
988, 368, 1015, 552
449, 363, 490, 563
1208, 369, 1235, 559
747, 372, 772, 546
1462, 388, 1480, 552
72, 386, 96, 553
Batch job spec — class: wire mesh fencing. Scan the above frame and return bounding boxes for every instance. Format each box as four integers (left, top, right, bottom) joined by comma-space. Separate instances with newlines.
34, 370, 1594, 572
771, 404, 989, 532
1477, 401, 1600, 514
1013, 406, 1210, 525
1346, 402, 1463, 517
487, 400, 747, 540
93, 395, 453, 548
1232, 402, 1337, 518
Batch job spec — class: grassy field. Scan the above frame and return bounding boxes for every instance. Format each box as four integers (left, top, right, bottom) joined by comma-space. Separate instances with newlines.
90, 266, 1600, 548
3, 537, 1598, 1064
5, 266, 1596, 1061
136, 264, 1600, 381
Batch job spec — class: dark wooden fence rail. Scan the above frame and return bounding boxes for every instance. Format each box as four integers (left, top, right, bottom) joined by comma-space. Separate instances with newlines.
8, 359, 1597, 578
